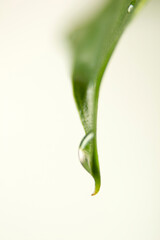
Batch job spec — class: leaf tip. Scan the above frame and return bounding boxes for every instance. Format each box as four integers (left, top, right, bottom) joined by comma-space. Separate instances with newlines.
91, 176, 101, 196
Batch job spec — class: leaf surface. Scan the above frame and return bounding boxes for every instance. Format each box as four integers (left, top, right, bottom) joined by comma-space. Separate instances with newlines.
69, 0, 147, 195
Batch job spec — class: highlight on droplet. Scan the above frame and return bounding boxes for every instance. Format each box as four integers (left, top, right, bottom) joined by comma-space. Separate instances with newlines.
128, 3, 134, 13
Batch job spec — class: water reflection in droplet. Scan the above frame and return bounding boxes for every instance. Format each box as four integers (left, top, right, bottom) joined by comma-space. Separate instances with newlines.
78, 132, 94, 174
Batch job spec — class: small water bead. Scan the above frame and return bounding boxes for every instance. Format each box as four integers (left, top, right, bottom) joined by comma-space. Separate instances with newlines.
128, 4, 134, 13
78, 132, 94, 174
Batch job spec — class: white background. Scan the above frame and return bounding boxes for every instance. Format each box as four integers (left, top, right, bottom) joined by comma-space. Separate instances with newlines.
0, 0, 160, 239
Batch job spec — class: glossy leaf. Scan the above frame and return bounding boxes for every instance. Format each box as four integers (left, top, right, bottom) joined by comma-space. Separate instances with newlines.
69, 0, 147, 195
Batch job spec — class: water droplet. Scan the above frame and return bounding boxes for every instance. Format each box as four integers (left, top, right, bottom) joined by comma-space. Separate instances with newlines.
128, 4, 134, 13
78, 132, 94, 174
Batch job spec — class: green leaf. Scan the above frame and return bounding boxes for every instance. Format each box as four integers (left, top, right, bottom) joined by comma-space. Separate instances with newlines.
69, 0, 147, 195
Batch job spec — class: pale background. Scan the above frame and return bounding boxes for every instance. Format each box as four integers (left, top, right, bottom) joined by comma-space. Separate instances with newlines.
0, 0, 160, 239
